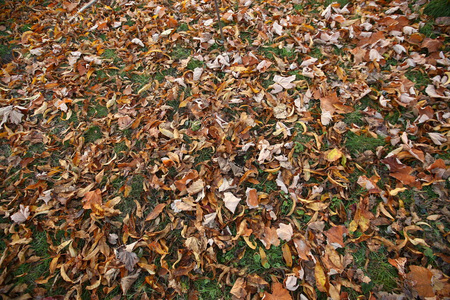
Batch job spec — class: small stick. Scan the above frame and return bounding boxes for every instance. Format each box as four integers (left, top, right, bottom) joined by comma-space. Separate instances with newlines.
69, 0, 99, 22
213, 0, 225, 44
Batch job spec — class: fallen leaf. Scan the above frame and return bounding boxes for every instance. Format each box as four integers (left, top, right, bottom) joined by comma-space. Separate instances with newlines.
145, 203, 166, 221
120, 270, 141, 295
82, 189, 102, 210
246, 188, 259, 208
263, 282, 292, 300
116, 246, 139, 272
285, 276, 299, 291
223, 192, 241, 213
326, 148, 343, 162
315, 263, 328, 293
11, 205, 30, 224
230, 278, 247, 299
406, 265, 434, 298
0, 105, 24, 126
276, 223, 293, 241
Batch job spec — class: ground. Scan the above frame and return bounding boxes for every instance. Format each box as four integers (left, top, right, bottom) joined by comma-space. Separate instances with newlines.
0, 0, 449, 299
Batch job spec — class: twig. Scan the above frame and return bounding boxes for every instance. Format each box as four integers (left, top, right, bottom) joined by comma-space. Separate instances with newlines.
213, 0, 225, 44
69, 0, 99, 22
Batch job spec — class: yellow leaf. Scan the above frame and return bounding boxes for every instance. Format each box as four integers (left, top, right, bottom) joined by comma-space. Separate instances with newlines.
243, 236, 257, 249
259, 247, 268, 268
60, 264, 74, 283
389, 187, 407, 196
326, 148, 343, 162
282, 243, 293, 267
159, 126, 174, 138
315, 263, 328, 293
348, 220, 358, 233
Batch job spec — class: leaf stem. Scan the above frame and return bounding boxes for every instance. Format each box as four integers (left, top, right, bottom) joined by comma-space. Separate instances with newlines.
213, 0, 225, 44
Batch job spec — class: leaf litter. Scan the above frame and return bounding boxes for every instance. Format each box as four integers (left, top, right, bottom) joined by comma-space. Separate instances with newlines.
0, 0, 449, 299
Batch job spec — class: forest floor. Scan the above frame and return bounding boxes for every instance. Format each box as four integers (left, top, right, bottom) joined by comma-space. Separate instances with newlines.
0, 0, 449, 299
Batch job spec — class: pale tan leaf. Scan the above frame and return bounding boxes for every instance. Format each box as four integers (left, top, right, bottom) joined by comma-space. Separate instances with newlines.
223, 192, 241, 213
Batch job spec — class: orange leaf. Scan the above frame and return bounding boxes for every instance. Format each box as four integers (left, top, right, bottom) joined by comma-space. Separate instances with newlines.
167, 17, 178, 28
325, 225, 348, 248
246, 188, 259, 208
145, 203, 166, 221
406, 265, 435, 298
82, 189, 102, 210
263, 282, 292, 300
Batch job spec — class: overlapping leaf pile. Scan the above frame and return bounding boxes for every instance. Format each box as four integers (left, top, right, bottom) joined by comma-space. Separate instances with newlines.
0, 0, 449, 299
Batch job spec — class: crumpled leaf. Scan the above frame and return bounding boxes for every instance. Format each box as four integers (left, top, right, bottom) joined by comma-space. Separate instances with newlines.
230, 277, 247, 299
246, 188, 259, 209
285, 276, 299, 291
428, 132, 447, 145
272, 21, 283, 36
326, 148, 343, 162
131, 38, 145, 47
120, 269, 141, 295
276, 223, 293, 241
271, 75, 296, 93
11, 205, 30, 224
193, 67, 203, 81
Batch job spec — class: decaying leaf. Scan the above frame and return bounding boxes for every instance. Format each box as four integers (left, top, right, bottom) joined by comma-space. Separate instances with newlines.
116, 245, 139, 272
120, 270, 141, 295
2, 0, 450, 298
0, 105, 25, 126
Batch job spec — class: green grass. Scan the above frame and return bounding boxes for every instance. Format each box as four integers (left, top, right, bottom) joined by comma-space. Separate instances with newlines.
113, 141, 128, 157
353, 245, 398, 293
12, 230, 52, 294
345, 131, 385, 156
218, 241, 285, 279
154, 68, 177, 83
309, 47, 325, 60
194, 148, 214, 170
194, 278, 232, 300
0, 44, 13, 65
343, 110, 364, 127
102, 49, 121, 64
87, 103, 108, 118
405, 70, 431, 91
129, 174, 144, 199
419, 20, 437, 38
423, 0, 450, 17
259, 45, 296, 60
171, 46, 191, 61
83, 126, 103, 143
177, 23, 189, 32
279, 191, 293, 215
0, 140, 12, 160
325, 0, 350, 7
187, 59, 204, 70
130, 73, 151, 91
